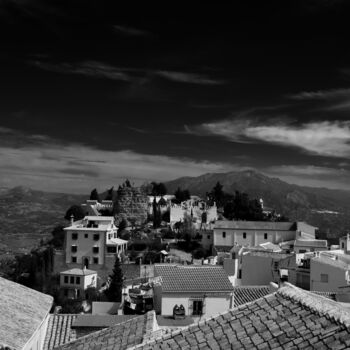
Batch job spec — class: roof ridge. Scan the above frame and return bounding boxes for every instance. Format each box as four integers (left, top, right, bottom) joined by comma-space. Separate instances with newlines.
278, 282, 350, 326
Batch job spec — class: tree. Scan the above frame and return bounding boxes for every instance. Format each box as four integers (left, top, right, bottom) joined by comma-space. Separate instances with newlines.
207, 182, 225, 207
118, 218, 128, 234
105, 186, 114, 201
173, 187, 191, 204
106, 256, 124, 302
153, 197, 161, 229
90, 188, 100, 202
151, 182, 167, 196
64, 205, 85, 222
49, 225, 65, 248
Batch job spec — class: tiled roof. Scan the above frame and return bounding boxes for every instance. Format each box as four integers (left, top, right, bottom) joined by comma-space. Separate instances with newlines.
43, 314, 78, 350
294, 239, 328, 248
60, 268, 97, 276
156, 316, 194, 327
72, 315, 138, 328
0, 276, 53, 350
215, 220, 296, 231
131, 283, 350, 350
233, 285, 271, 306
154, 265, 233, 293
55, 311, 157, 350
213, 245, 233, 253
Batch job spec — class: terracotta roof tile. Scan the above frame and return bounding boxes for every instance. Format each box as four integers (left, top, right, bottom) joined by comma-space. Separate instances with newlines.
154, 264, 233, 293
0, 277, 53, 350
43, 314, 78, 350
130, 283, 350, 350
233, 286, 271, 306
55, 311, 156, 350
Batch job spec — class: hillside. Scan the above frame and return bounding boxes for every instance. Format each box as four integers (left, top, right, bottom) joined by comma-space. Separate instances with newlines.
0, 186, 86, 256
165, 170, 350, 238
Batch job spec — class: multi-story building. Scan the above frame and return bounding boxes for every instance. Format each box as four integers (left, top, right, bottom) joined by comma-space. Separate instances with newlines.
63, 216, 128, 270
60, 268, 98, 299
213, 220, 317, 250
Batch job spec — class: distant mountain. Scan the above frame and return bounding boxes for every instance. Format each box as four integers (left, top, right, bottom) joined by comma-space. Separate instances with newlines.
165, 170, 350, 238
0, 186, 86, 255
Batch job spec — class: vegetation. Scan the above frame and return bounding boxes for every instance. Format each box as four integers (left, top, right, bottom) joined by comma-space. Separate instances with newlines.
64, 205, 85, 221
173, 187, 191, 204
90, 188, 100, 202
106, 256, 124, 302
151, 182, 167, 196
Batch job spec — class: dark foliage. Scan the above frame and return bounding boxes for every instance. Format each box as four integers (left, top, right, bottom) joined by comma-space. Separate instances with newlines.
49, 225, 65, 248
90, 188, 100, 202
64, 205, 85, 221
106, 256, 124, 302
173, 187, 191, 204
151, 182, 167, 196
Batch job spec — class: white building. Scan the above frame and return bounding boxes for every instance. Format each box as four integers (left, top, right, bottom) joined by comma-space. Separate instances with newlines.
213, 220, 317, 249
64, 216, 128, 269
153, 264, 233, 319
81, 200, 114, 216
60, 268, 98, 299
0, 276, 53, 350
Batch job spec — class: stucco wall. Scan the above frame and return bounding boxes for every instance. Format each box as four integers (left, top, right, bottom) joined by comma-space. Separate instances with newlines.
310, 258, 348, 292
23, 311, 50, 350
241, 254, 280, 285
65, 229, 106, 267
161, 292, 232, 318
214, 229, 296, 247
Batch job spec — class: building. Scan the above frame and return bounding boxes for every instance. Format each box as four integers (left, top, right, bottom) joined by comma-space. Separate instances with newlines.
81, 199, 114, 216
63, 216, 128, 269
133, 282, 350, 349
60, 268, 97, 299
293, 238, 328, 253
55, 311, 162, 350
153, 264, 233, 318
0, 276, 53, 350
213, 220, 317, 249
240, 250, 293, 285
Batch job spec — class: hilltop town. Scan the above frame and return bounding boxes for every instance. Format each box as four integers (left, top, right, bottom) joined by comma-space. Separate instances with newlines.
1, 180, 350, 350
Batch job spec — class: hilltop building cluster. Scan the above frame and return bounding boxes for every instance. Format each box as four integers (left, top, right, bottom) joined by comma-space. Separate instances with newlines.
2, 181, 350, 350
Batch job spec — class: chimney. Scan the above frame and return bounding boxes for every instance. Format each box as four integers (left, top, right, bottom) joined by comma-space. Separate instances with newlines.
70, 214, 74, 226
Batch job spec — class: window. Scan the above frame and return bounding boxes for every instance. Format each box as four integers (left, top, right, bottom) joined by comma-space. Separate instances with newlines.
93, 257, 99, 264
93, 246, 99, 254
264, 233, 268, 240
222, 231, 226, 238
71, 245, 77, 253
108, 234, 112, 240
72, 233, 78, 240
93, 234, 100, 241
273, 261, 279, 271
192, 300, 203, 316
77, 289, 81, 298
321, 274, 328, 283
342, 242, 345, 249
238, 269, 242, 279
72, 257, 77, 263
207, 235, 211, 239
64, 276, 68, 283
70, 276, 75, 284
76, 277, 80, 284
64, 289, 68, 297
107, 246, 117, 254
84, 233, 88, 238
243, 232, 247, 239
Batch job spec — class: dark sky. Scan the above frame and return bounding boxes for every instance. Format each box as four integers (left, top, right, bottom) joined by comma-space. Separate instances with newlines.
0, 0, 350, 193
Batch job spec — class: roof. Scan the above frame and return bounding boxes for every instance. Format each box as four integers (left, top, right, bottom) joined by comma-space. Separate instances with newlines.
60, 268, 97, 276
43, 314, 77, 350
0, 276, 53, 350
245, 250, 292, 259
213, 245, 234, 253
154, 264, 233, 293
156, 316, 194, 327
214, 220, 296, 231
72, 315, 138, 328
56, 311, 157, 350
132, 283, 350, 350
312, 254, 350, 270
259, 242, 282, 252
232, 285, 271, 306
294, 239, 328, 248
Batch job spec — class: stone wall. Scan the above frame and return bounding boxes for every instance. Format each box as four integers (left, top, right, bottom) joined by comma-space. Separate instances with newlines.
116, 186, 148, 226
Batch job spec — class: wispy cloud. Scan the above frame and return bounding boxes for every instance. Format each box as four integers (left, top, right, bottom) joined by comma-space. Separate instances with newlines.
0, 127, 235, 193
155, 70, 225, 85
29, 60, 133, 82
113, 25, 151, 37
188, 119, 350, 158
289, 88, 350, 100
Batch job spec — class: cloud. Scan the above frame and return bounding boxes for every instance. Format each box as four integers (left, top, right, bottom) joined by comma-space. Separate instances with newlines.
155, 71, 225, 85
0, 129, 236, 193
188, 119, 350, 158
29, 60, 133, 82
113, 25, 151, 37
289, 88, 350, 100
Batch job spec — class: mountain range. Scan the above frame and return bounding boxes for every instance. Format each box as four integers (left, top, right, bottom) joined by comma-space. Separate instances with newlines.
0, 170, 349, 255
165, 170, 350, 239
